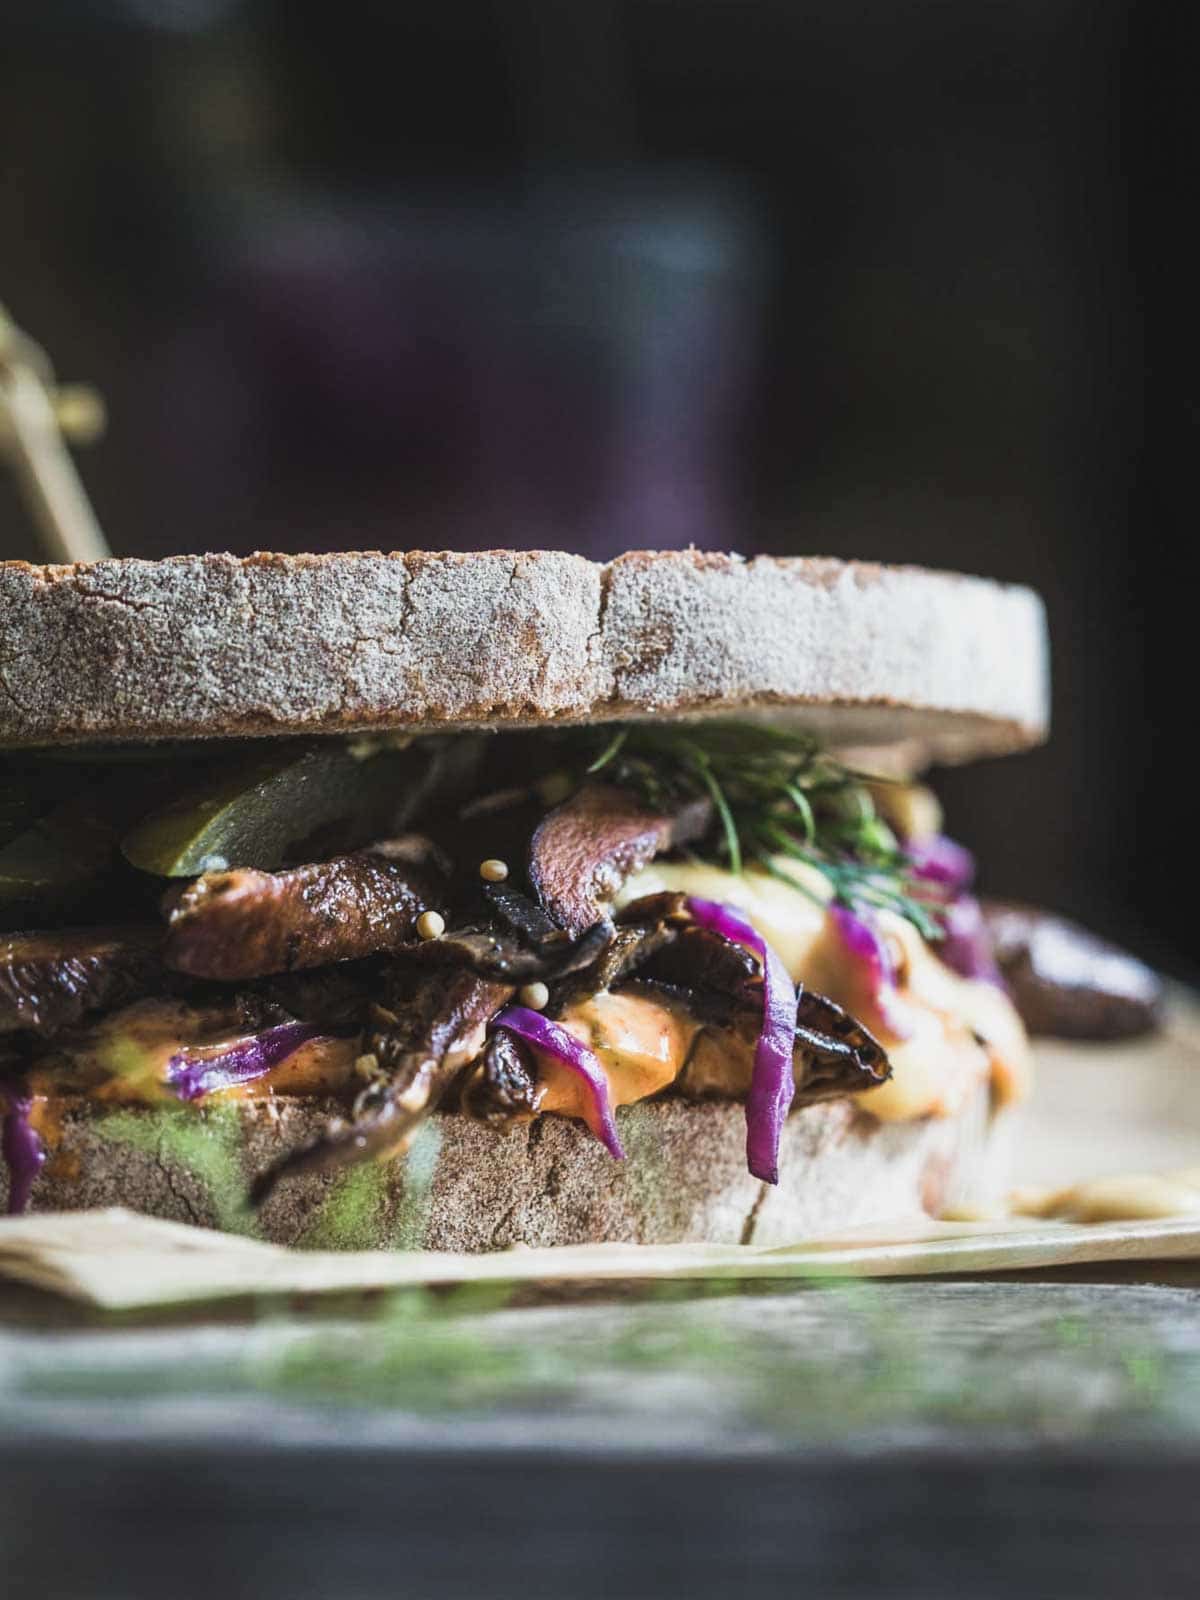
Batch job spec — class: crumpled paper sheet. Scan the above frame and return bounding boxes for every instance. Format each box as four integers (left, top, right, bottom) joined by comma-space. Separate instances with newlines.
3, 1206, 1200, 1311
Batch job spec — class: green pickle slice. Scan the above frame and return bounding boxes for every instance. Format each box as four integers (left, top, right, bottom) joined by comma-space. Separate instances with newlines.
121, 737, 479, 877
0, 798, 116, 908
1, 785, 51, 852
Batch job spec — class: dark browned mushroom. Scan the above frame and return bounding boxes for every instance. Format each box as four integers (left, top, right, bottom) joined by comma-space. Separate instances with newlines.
162, 852, 440, 981
529, 783, 711, 937
250, 962, 380, 1034
981, 900, 1164, 1040
251, 969, 512, 1200
677, 984, 891, 1106
480, 883, 564, 946
1, 926, 163, 1035
614, 891, 693, 926
636, 923, 760, 1000
401, 919, 612, 984
793, 989, 892, 1103
460, 1028, 541, 1127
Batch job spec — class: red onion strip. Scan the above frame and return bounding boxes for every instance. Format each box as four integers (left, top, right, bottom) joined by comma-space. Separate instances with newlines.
166, 1021, 323, 1103
938, 894, 1005, 986
2, 1092, 46, 1216
830, 903, 917, 1039
904, 836, 1004, 985
493, 1004, 625, 1160
685, 897, 797, 1186
905, 833, 976, 896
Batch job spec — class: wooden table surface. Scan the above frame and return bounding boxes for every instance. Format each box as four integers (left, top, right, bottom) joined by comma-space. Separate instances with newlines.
3, 1017, 1200, 1598
4, 1269, 1200, 1597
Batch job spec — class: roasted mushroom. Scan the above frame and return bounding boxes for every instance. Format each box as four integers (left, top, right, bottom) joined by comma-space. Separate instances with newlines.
981, 900, 1163, 1040
252, 969, 512, 1199
400, 914, 613, 985
792, 989, 892, 1103
1, 926, 163, 1035
460, 1028, 541, 1127
678, 985, 891, 1107
636, 923, 760, 1001
162, 851, 440, 980
529, 783, 711, 936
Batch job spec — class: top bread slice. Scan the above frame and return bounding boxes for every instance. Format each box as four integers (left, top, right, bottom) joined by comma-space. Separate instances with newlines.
0, 549, 1048, 763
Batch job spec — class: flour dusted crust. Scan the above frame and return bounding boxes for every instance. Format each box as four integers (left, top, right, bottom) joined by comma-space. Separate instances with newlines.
0, 550, 1048, 763
6, 1090, 1006, 1250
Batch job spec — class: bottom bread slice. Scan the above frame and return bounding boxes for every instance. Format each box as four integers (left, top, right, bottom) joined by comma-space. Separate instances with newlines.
5, 1089, 1009, 1250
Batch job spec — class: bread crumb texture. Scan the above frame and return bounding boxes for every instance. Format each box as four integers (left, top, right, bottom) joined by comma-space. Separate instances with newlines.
2, 1090, 998, 1250
0, 550, 1049, 760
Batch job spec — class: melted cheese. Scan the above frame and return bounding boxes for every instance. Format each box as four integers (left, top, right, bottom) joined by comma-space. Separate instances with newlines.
866, 780, 943, 843
618, 857, 1032, 1121
874, 912, 1032, 1116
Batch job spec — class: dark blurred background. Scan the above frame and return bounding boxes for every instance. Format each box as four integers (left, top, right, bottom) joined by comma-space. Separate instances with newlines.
1, 2, 1181, 974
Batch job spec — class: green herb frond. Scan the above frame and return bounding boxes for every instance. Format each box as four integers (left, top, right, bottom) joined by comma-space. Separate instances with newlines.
576, 720, 940, 939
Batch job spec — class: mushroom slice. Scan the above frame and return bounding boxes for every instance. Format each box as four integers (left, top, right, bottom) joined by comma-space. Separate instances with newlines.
980, 899, 1163, 1040
250, 962, 379, 1033
549, 922, 681, 1014
163, 853, 439, 981
636, 924, 760, 1001
402, 919, 612, 984
460, 1029, 541, 1127
251, 970, 511, 1200
793, 990, 892, 1103
529, 784, 711, 937
1, 926, 163, 1035
677, 986, 891, 1106
480, 883, 563, 946
615, 892, 692, 926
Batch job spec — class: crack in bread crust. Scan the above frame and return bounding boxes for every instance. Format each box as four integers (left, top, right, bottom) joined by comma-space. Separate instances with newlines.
0, 551, 1048, 764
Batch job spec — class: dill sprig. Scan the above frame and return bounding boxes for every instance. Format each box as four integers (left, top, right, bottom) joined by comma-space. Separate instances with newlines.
577, 721, 942, 940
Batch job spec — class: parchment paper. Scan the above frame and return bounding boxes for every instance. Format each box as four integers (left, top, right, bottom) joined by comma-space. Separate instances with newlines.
4, 1004, 1198, 1311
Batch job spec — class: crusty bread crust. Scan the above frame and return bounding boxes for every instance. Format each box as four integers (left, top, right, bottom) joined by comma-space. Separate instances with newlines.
0, 550, 1048, 763
6, 1091, 1006, 1250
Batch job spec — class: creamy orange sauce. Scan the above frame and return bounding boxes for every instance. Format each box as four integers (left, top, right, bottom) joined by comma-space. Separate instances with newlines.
242, 1036, 362, 1096
28, 997, 362, 1107
680, 1022, 756, 1098
25, 860, 1032, 1135
534, 989, 702, 1126
1010, 1171, 1200, 1223
26, 1093, 66, 1149
618, 859, 1032, 1123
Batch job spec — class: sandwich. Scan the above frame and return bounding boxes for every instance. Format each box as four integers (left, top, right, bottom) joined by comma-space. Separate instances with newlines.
0, 550, 1160, 1247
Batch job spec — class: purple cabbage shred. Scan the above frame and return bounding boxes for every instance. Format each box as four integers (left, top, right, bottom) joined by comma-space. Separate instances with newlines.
937, 895, 1005, 986
905, 833, 976, 896
2, 1093, 46, 1216
830, 903, 916, 1039
493, 1004, 625, 1160
166, 1021, 322, 1103
685, 897, 797, 1186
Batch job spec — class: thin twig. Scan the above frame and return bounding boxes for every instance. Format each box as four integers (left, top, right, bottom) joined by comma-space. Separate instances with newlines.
0, 305, 111, 564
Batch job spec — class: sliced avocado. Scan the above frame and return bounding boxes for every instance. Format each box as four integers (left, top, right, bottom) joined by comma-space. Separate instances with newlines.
122, 736, 483, 877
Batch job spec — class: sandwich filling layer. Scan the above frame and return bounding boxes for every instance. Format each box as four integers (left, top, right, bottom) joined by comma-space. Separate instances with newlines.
2, 721, 1032, 1212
